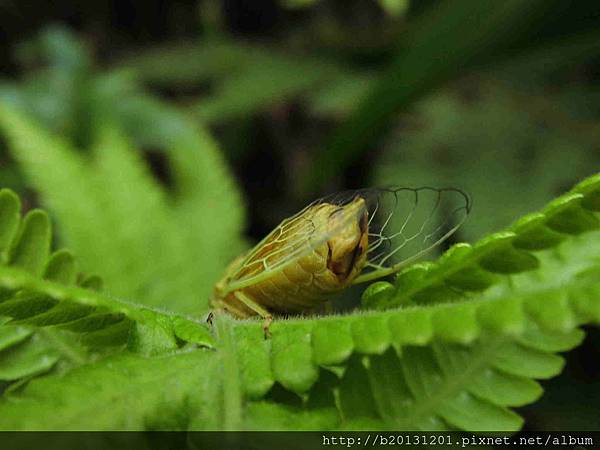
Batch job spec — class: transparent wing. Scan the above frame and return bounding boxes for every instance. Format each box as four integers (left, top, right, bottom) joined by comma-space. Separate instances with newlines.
352, 187, 471, 284
223, 186, 471, 293
224, 190, 368, 292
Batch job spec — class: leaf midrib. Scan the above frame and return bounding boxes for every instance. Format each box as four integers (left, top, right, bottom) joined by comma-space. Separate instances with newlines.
393, 334, 508, 430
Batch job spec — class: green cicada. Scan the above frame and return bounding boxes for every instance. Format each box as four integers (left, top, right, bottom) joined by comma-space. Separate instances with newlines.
211, 187, 470, 335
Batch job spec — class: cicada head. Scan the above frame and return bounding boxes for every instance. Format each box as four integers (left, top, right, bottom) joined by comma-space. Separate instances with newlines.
312, 196, 369, 282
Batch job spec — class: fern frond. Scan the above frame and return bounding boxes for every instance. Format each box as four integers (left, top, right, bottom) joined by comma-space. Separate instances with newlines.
225, 173, 600, 430
0, 189, 89, 389
0, 188, 213, 392
0, 324, 59, 386
363, 174, 600, 309
0, 350, 220, 430
0, 171, 598, 430
0, 261, 215, 350
231, 273, 597, 397
0, 102, 245, 314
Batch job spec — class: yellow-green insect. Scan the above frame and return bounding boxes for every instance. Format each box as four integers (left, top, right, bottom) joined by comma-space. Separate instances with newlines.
211, 187, 470, 336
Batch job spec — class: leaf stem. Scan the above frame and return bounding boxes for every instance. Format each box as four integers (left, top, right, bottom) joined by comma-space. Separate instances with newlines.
215, 315, 243, 430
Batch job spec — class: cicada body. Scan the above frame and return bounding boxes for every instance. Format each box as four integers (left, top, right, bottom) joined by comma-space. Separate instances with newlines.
211, 187, 470, 327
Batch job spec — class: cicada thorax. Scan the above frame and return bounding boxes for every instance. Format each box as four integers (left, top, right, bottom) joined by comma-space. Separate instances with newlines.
212, 197, 370, 318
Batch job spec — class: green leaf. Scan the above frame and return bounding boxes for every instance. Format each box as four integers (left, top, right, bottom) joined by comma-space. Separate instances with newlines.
243, 400, 339, 431
0, 350, 219, 430
492, 342, 564, 379
8, 210, 51, 276
378, 0, 410, 17
0, 338, 59, 381
271, 322, 318, 393
0, 103, 245, 314
0, 190, 20, 263
0, 325, 31, 351
350, 314, 391, 355
233, 324, 274, 400
0, 265, 215, 350
312, 319, 353, 366
0, 186, 216, 393
0, 160, 597, 431
0, 292, 57, 319
43, 250, 77, 285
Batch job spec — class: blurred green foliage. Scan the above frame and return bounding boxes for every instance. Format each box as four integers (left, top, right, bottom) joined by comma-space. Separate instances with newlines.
377, 84, 600, 241
0, 0, 599, 432
0, 94, 245, 315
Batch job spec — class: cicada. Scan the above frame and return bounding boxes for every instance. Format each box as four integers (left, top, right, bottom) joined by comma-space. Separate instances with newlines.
211, 187, 470, 336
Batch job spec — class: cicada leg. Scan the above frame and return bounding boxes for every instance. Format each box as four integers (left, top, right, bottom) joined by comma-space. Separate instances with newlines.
233, 291, 274, 339
206, 311, 214, 326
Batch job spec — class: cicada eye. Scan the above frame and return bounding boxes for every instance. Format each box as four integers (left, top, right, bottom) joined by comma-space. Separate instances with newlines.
359, 209, 368, 233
